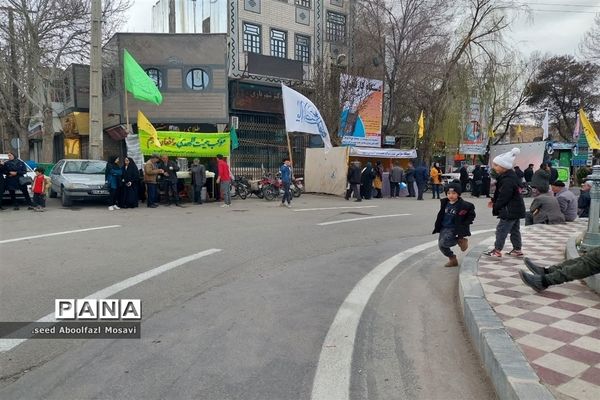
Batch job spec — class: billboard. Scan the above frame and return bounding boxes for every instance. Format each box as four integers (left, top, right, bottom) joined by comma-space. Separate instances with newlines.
339, 74, 383, 148
459, 97, 488, 155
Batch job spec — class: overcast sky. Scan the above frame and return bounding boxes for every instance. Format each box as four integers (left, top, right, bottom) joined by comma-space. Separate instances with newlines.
123, 0, 600, 58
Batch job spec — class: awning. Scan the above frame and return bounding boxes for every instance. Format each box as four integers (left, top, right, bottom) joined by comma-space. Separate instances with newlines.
349, 147, 417, 159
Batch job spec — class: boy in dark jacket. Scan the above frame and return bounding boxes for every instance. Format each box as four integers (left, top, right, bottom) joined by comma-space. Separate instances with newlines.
432, 181, 476, 267
484, 148, 526, 258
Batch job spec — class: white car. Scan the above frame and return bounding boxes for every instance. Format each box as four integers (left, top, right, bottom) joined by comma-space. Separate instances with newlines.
0, 154, 36, 199
50, 159, 109, 206
441, 165, 476, 192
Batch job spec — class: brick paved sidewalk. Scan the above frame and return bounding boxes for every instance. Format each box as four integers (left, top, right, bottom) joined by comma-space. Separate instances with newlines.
477, 220, 600, 400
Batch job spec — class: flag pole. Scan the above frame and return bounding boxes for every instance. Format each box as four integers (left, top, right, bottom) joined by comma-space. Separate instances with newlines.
124, 87, 131, 134
286, 131, 293, 164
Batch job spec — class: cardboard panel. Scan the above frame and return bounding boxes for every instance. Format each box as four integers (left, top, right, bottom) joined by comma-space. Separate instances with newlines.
304, 147, 348, 195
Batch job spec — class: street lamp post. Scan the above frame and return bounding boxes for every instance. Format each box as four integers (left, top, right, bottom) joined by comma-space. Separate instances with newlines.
581, 164, 600, 251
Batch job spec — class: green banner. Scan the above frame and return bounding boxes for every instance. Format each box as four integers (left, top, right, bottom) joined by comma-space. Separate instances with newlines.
139, 131, 230, 157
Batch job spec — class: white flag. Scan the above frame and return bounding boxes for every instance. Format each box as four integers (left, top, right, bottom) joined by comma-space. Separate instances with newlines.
281, 84, 332, 150
542, 109, 549, 140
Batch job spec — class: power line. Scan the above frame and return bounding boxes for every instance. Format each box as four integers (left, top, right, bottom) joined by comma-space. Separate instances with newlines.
517, 1, 600, 7
529, 8, 599, 14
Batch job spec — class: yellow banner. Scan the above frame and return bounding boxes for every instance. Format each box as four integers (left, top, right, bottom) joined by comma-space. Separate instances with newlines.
139, 131, 230, 157
580, 109, 600, 150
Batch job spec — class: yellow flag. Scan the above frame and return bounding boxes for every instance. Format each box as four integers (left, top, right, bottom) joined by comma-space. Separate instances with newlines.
488, 128, 495, 138
418, 111, 425, 138
137, 110, 161, 147
580, 109, 600, 150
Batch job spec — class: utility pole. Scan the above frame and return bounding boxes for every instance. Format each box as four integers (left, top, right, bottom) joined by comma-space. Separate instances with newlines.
89, 0, 103, 159
168, 0, 176, 33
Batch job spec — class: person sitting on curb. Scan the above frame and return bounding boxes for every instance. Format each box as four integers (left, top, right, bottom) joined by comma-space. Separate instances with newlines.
578, 181, 591, 218
519, 248, 600, 292
432, 180, 476, 268
525, 191, 565, 226
531, 163, 550, 195
551, 180, 577, 222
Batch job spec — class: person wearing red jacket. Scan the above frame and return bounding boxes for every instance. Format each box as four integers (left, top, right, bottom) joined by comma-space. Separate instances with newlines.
216, 154, 231, 207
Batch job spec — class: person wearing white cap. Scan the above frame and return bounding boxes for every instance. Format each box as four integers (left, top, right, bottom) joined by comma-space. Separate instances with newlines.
483, 148, 526, 258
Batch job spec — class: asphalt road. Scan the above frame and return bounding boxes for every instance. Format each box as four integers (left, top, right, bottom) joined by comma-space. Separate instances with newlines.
0, 193, 502, 400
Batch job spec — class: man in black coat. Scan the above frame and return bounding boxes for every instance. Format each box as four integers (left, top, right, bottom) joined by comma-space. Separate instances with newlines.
158, 155, 181, 206
548, 162, 558, 185
523, 164, 534, 183
345, 161, 362, 201
414, 162, 429, 200
3, 152, 34, 210
471, 165, 483, 197
578, 180, 591, 218
484, 148, 526, 258
432, 181, 476, 267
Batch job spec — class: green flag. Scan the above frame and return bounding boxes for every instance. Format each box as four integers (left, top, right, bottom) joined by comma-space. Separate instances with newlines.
123, 49, 163, 105
230, 126, 239, 150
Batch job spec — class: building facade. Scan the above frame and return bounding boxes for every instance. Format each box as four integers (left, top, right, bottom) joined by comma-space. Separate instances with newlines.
151, 0, 353, 176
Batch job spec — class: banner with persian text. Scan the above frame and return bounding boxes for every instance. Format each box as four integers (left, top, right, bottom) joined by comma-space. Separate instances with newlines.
138, 131, 230, 157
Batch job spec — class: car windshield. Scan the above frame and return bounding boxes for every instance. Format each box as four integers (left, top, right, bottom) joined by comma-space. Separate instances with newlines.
63, 161, 106, 174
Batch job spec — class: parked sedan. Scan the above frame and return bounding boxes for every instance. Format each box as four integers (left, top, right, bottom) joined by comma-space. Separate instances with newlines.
50, 159, 109, 206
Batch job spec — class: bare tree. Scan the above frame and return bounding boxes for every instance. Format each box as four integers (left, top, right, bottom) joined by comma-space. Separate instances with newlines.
0, 0, 130, 161
581, 13, 600, 63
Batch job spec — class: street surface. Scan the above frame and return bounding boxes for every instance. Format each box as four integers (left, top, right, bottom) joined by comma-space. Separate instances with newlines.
0, 194, 504, 399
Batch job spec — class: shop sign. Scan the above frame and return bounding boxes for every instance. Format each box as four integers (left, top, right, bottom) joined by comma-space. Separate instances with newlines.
139, 131, 230, 157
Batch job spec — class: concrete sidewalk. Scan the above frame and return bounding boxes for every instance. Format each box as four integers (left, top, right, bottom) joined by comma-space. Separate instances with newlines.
460, 220, 600, 400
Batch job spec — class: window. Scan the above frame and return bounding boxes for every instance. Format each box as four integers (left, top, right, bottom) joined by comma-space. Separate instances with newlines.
186, 68, 210, 90
295, 0, 311, 7
145, 68, 163, 89
295, 35, 310, 63
243, 23, 261, 53
326, 11, 346, 42
270, 29, 287, 58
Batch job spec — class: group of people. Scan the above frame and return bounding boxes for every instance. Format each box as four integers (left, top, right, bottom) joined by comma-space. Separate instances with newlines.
142, 153, 231, 209
520, 162, 589, 225
346, 160, 432, 201
432, 148, 598, 294
458, 164, 492, 198
0, 151, 47, 211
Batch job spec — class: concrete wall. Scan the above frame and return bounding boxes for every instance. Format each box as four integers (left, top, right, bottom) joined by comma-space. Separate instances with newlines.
103, 33, 229, 128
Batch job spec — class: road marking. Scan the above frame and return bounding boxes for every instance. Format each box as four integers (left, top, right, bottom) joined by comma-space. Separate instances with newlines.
0, 249, 222, 352
0, 225, 122, 244
317, 214, 410, 226
293, 206, 378, 212
310, 229, 495, 400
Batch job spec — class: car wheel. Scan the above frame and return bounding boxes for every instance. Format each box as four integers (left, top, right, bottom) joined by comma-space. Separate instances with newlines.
50, 188, 57, 198
61, 187, 72, 207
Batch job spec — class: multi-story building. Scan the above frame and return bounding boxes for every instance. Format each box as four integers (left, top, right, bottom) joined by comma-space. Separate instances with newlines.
151, 0, 354, 176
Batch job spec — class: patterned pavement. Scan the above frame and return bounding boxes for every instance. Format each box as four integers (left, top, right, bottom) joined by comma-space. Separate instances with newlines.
477, 220, 600, 400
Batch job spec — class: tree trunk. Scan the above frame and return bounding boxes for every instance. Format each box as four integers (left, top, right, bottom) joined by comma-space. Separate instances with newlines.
40, 107, 54, 162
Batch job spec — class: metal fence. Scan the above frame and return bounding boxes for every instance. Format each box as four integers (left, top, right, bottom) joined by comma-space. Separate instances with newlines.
231, 113, 309, 179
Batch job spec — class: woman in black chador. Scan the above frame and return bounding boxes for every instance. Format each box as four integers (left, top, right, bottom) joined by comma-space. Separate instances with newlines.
121, 157, 140, 208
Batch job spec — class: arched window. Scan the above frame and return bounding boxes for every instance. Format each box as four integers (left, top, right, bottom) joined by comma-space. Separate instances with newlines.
186, 68, 210, 90
145, 68, 163, 88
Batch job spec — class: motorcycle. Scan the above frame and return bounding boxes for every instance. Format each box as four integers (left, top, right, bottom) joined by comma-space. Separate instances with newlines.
262, 173, 283, 201
230, 176, 249, 200
291, 177, 304, 198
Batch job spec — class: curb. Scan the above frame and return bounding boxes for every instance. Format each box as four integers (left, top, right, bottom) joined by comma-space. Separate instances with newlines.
459, 241, 555, 400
